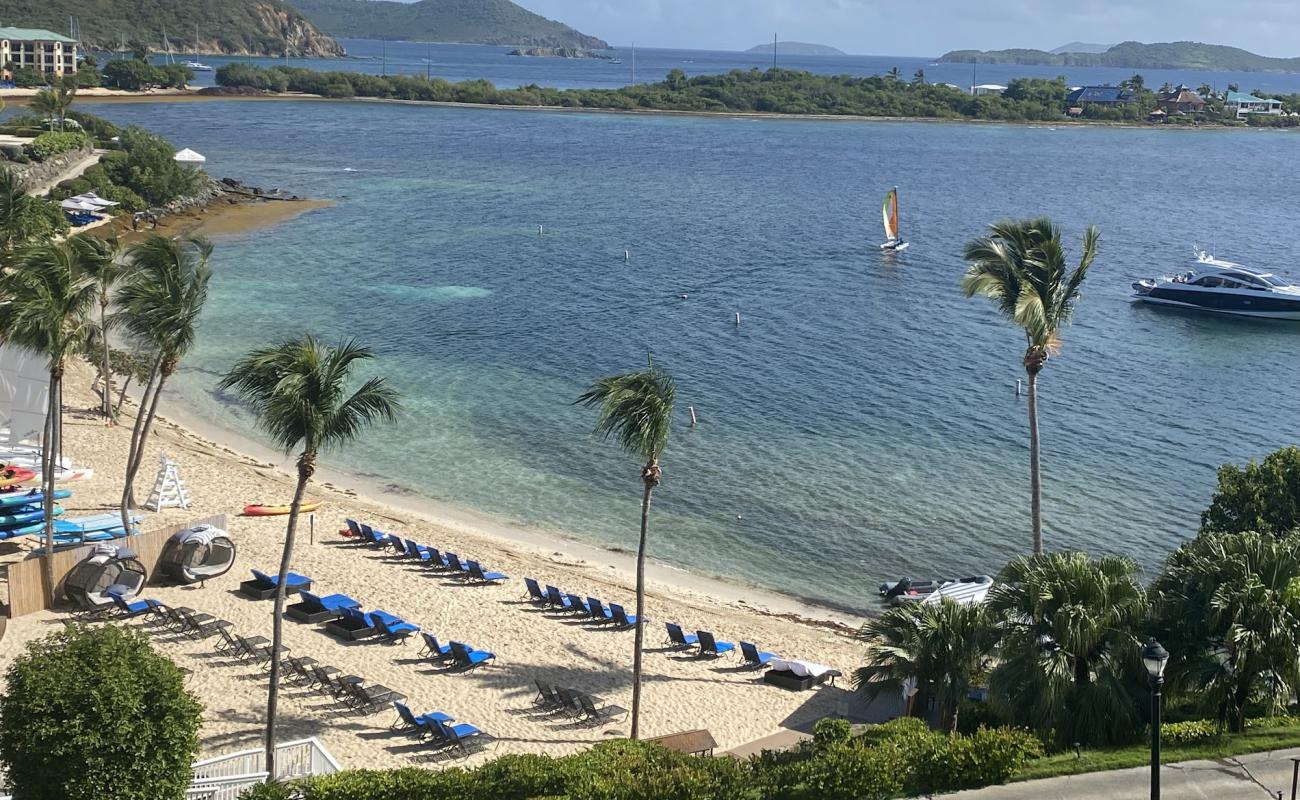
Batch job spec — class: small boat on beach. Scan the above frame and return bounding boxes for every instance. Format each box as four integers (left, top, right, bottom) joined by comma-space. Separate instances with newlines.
879, 576, 948, 601
243, 501, 323, 517
879, 187, 908, 252
1132, 250, 1300, 320
879, 575, 993, 606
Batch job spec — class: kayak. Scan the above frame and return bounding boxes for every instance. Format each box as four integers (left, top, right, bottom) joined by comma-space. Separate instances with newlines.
0, 467, 36, 488
0, 505, 64, 528
0, 489, 71, 508
243, 501, 322, 517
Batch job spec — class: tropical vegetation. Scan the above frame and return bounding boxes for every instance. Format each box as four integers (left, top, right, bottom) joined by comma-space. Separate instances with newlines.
0, 624, 203, 800
961, 218, 1097, 553
1200, 445, 1300, 536
576, 363, 676, 739
940, 40, 1300, 73
102, 58, 194, 92
0, 169, 66, 252
218, 336, 399, 775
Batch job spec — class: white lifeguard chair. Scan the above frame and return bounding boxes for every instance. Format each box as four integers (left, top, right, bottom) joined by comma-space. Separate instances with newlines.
145, 452, 191, 512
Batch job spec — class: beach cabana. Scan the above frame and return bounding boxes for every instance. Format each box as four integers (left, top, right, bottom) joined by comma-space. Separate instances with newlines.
174, 148, 207, 164
159, 524, 237, 584
63, 544, 148, 610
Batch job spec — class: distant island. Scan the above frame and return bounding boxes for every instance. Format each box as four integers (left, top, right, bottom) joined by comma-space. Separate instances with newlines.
0, 0, 344, 56
745, 41, 845, 57
940, 40, 1300, 73
288, 0, 609, 49
509, 47, 612, 61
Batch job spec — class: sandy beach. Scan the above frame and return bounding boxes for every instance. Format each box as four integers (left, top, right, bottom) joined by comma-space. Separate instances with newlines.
0, 291, 874, 771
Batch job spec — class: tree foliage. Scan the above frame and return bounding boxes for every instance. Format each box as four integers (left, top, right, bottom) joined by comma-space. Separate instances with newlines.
101, 126, 204, 206
0, 624, 202, 800
1201, 446, 1300, 537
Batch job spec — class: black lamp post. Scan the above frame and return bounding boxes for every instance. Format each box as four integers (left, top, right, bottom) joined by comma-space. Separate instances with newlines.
1142, 638, 1170, 800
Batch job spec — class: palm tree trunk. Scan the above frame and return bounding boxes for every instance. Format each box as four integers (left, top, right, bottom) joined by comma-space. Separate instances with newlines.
1026, 369, 1043, 555
122, 354, 163, 512
630, 478, 653, 740
100, 302, 115, 422
127, 371, 169, 508
266, 462, 311, 779
40, 371, 59, 606
115, 374, 132, 416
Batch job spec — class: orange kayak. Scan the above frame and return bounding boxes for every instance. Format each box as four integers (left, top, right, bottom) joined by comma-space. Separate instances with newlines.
242, 501, 322, 517
0, 467, 37, 488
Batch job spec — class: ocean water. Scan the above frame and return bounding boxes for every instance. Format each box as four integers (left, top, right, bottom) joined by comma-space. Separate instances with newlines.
81, 98, 1300, 613
150, 40, 1300, 96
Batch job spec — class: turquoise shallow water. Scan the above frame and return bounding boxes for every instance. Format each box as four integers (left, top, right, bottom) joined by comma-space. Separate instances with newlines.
83, 99, 1300, 613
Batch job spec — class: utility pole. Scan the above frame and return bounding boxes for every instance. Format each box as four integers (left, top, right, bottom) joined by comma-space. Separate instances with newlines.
631, 41, 636, 85
773, 32, 777, 70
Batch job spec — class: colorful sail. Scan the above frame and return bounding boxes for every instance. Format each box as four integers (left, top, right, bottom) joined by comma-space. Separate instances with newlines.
882, 188, 899, 241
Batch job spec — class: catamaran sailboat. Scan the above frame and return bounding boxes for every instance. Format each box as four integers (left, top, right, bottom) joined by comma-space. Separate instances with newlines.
879, 187, 908, 252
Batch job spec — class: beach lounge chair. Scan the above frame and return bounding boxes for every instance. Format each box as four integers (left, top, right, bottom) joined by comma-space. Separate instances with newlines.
424, 548, 452, 570
586, 598, 614, 624
385, 534, 406, 556
665, 623, 699, 648
283, 656, 318, 686
324, 607, 380, 641
565, 593, 593, 618
466, 560, 508, 584
444, 552, 469, 574
544, 585, 573, 612
577, 693, 629, 725
177, 608, 228, 639
448, 641, 495, 671
696, 630, 735, 658
552, 686, 585, 720
344, 518, 363, 540
308, 664, 343, 695
372, 611, 420, 645
287, 591, 361, 623
392, 702, 453, 737
239, 569, 312, 600
344, 681, 406, 715
428, 718, 494, 759
532, 679, 563, 713
359, 523, 381, 545
419, 632, 453, 661
523, 577, 548, 604
105, 587, 164, 619
740, 641, 779, 669
608, 603, 642, 629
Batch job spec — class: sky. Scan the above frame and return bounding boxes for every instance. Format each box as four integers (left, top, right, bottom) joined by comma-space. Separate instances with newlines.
508, 0, 1300, 57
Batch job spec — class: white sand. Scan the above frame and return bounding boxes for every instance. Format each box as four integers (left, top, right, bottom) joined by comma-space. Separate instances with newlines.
0, 361, 869, 768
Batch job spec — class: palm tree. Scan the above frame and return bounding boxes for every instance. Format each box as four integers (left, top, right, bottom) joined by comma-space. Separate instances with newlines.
855, 598, 993, 730
218, 337, 398, 776
0, 242, 97, 601
68, 235, 130, 423
29, 81, 75, 132
116, 236, 211, 533
987, 551, 1146, 747
0, 169, 55, 256
576, 362, 676, 740
961, 218, 1098, 554
1153, 531, 1300, 732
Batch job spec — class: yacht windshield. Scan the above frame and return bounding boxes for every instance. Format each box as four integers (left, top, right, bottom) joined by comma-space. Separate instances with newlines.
1258, 273, 1295, 288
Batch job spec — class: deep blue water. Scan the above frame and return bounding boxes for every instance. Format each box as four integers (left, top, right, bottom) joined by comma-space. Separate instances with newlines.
137, 40, 1300, 96
79, 98, 1300, 613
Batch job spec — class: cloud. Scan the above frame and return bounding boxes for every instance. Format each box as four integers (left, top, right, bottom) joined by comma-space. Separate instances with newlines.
517, 0, 1300, 57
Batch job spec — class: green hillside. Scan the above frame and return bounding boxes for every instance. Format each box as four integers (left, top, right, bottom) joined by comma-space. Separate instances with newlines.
0, 0, 344, 56
288, 0, 608, 49
940, 40, 1300, 72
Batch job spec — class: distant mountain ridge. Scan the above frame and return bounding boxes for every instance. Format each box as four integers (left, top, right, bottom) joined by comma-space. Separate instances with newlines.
940, 41, 1300, 73
287, 0, 608, 49
0, 0, 343, 56
1050, 41, 1112, 54
745, 41, 845, 57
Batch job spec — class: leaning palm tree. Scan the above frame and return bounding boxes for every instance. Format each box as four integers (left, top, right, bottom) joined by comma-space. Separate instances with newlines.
988, 551, 1146, 747
218, 336, 398, 776
0, 242, 97, 601
0, 169, 55, 256
961, 218, 1098, 554
68, 235, 131, 422
576, 362, 676, 739
855, 598, 993, 730
116, 236, 211, 532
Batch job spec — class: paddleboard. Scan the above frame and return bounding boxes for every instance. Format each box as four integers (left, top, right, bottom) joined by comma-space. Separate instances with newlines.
0, 489, 71, 508
0, 505, 64, 527
243, 501, 322, 517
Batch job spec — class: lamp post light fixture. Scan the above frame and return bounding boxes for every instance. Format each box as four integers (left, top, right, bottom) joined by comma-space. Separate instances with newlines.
1142, 638, 1170, 800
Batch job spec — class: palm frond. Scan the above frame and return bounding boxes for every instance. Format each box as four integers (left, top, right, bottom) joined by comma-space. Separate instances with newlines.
576, 364, 676, 463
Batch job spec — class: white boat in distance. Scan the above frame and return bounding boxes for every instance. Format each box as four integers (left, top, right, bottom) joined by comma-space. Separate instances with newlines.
1132, 251, 1300, 320
184, 61, 214, 72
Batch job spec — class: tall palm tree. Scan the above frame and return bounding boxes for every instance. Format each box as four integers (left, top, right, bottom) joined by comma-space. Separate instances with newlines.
576, 362, 676, 740
0, 242, 97, 601
68, 235, 130, 423
855, 598, 993, 730
961, 218, 1098, 554
218, 337, 398, 776
116, 236, 211, 532
29, 82, 75, 133
988, 551, 1146, 747
1153, 531, 1300, 732
0, 169, 55, 256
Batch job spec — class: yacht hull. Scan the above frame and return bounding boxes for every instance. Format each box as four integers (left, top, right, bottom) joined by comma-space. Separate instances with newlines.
1133, 290, 1300, 320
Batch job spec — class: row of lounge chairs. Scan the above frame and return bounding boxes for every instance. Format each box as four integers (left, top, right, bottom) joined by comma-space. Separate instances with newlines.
417, 633, 496, 671
392, 702, 495, 759
665, 622, 781, 667
529, 679, 628, 726
522, 578, 643, 629
344, 519, 509, 585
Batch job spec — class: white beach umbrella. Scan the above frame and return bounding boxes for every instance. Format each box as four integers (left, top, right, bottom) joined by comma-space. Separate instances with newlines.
174, 148, 207, 164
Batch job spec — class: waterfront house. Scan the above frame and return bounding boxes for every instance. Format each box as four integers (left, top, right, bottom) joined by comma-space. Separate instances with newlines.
1065, 86, 1137, 106
970, 84, 1007, 96
1224, 90, 1282, 119
0, 27, 78, 80
1159, 85, 1206, 115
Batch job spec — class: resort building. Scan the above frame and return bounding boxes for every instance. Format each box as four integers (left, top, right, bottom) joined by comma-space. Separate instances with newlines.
970, 84, 1007, 96
1224, 90, 1283, 119
0, 27, 78, 80
1159, 85, 1207, 116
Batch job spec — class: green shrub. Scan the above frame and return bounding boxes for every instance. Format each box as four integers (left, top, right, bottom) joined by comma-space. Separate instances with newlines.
25, 131, 93, 162
812, 717, 852, 748
1161, 720, 1223, 745
909, 727, 1043, 794
856, 715, 932, 747
0, 624, 203, 800
321, 81, 355, 98
102, 127, 203, 206
956, 699, 1011, 735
